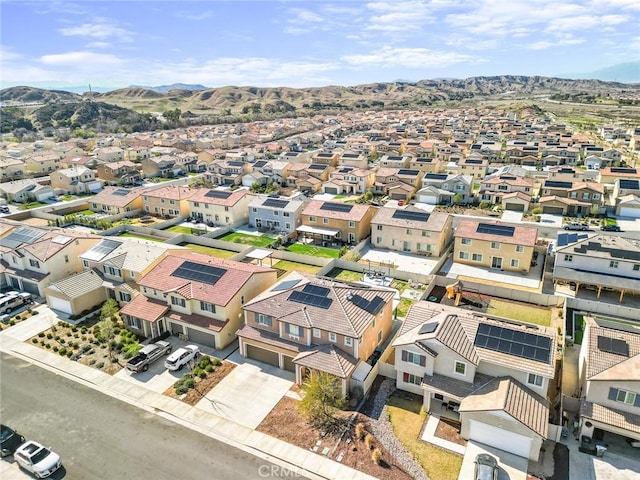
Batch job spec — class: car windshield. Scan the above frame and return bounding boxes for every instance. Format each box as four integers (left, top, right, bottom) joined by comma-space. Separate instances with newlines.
31, 448, 51, 464
0, 426, 13, 441
477, 464, 494, 480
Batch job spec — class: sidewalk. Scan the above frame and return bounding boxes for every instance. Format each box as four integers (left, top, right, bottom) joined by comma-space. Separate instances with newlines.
0, 311, 377, 480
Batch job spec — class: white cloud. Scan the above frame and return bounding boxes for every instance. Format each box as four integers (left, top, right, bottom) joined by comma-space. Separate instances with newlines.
40, 51, 123, 67
527, 37, 585, 50
341, 46, 478, 68
59, 19, 133, 41
85, 41, 111, 49
365, 1, 435, 32
175, 10, 214, 21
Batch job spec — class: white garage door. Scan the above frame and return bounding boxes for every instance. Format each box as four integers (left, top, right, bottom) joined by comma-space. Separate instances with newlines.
48, 296, 72, 315
619, 207, 640, 218
468, 420, 532, 458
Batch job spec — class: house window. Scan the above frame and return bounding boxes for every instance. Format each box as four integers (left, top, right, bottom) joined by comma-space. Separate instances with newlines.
472, 253, 483, 262
283, 212, 290, 217
593, 193, 600, 200
454, 361, 466, 375
127, 316, 141, 329
287, 324, 302, 338
422, 230, 430, 237
103, 265, 121, 277
564, 254, 573, 262
274, 211, 279, 216
82, 260, 89, 268
403, 372, 421, 386
309, 216, 316, 222
323, 218, 329, 224
252, 208, 257, 213
516, 245, 524, 253
491, 242, 500, 249
200, 301, 216, 313
616, 389, 636, 405
329, 332, 337, 342
511, 259, 519, 268
610, 261, 619, 269
527, 373, 543, 387
378, 330, 383, 343
406, 229, 412, 235
377, 225, 383, 231
349, 221, 355, 228
171, 297, 186, 308
634, 264, 640, 271
461, 238, 471, 245
313, 328, 321, 338
376, 237, 382, 244
256, 314, 272, 327
29, 259, 40, 268
403, 350, 426, 366
459, 251, 469, 260
119, 291, 131, 302
64, 255, 69, 263
345, 337, 353, 347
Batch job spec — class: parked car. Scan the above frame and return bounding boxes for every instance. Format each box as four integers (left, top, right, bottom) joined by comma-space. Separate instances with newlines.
0, 206, 10, 214
474, 453, 498, 480
600, 224, 621, 232
126, 340, 172, 373
563, 222, 589, 231
0, 294, 28, 315
164, 345, 200, 371
14, 440, 62, 478
0, 424, 25, 457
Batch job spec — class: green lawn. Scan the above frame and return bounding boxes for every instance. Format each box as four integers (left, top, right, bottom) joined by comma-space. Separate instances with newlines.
166, 225, 195, 234
395, 298, 415, 318
286, 243, 340, 258
18, 202, 47, 210
119, 233, 165, 242
391, 279, 408, 293
220, 232, 275, 247
61, 195, 76, 201
574, 313, 585, 345
486, 299, 551, 326
387, 394, 463, 480
325, 268, 362, 282
181, 243, 236, 259
272, 260, 322, 275
76, 209, 96, 216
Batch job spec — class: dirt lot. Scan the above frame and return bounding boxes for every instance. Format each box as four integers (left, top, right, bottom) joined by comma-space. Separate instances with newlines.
435, 418, 467, 447
163, 361, 235, 406
258, 396, 412, 480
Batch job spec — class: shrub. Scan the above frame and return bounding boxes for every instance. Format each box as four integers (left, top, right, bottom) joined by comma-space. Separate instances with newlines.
81, 336, 87, 341
14, 315, 21, 321
74, 333, 79, 338
364, 434, 374, 450
371, 448, 382, 465
58, 347, 67, 356
9, 320, 15, 326
198, 355, 212, 368
212, 357, 221, 366
60, 338, 65, 344
205, 365, 214, 373
45, 344, 51, 349
183, 377, 195, 389
110, 357, 118, 363
198, 370, 207, 379
55, 335, 60, 341
38, 332, 45, 338
71, 326, 78, 332
355, 422, 365, 441
66, 351, 73, 358
40, 340, 45, 346
32, 338, 38, 343
80, 327, 87, 334
193, 367, 203, 377
89, 359, 96, 365
96, 362, 104, 369
53, 346, 59, 353
32, 310, 39, 315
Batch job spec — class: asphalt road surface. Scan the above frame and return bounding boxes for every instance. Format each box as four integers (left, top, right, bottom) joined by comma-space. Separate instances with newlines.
0, 353, 294, 480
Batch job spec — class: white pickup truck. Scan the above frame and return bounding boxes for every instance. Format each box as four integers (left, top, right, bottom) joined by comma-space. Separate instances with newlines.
126, 341, 172, 373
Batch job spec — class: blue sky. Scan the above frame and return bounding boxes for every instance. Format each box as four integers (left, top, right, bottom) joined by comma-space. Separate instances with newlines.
1, 0, 639, 90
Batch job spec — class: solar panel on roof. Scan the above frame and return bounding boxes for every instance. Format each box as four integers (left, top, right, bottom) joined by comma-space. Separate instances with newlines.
392, 210, 430, 222
466, 159, 482, 164
82, 239, 123, 262
113, 188, 130, 196
476, 223, 515, 237
4, 227, 47, 245
253, 161, 267, 168
272, 279, 302, 291
387, 156, 404, 161
303, 284, 330, 297
350, 294, 386, 315
171, 260, 226, 286
397, 169, 418, 176
597, 336, 629, 356
544, 180, 573, 189
418, 322, 439, 335
619, 179, 639, 189
288, 290, 332, 309
610, 168, 637, 174
308, 164, 326, 170
320, 202, 353, 213
425, 173, 448, 180
204, 190, 232, 199
227, 161, 244, 166
263, 198, 289, 209
51, 235, 72, 245
474, 323, 552, 364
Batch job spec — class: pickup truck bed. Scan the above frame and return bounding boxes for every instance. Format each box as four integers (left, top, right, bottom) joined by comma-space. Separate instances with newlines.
126, 341, 172, 373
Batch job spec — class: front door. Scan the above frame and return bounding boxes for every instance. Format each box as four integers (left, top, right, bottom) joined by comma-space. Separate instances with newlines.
491, 257, 503, 269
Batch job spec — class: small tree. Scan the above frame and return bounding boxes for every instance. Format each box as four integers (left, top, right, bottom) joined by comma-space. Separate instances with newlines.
298, 371, 346, 428
96, 318, 116, 359
101, 298, 119, 321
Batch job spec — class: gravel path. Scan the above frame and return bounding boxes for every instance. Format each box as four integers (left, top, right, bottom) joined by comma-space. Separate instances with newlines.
365, 378, 429, 480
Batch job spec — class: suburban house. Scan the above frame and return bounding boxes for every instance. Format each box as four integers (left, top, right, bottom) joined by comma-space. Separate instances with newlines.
457, 157, 488, 179
416, 173, 473, 205
205, 160, 251, 186
96, 160, 141, 185
0, 179, 55, 204
298, 200, 375, 246
50, 166, 103, 195
187, 187, 253, 228
0, 224, 100, 296
612, 178, 640, 200
0, 157, 26, 179
392, 302, 557, 461
89, 187, 144, 216
576, 316, 640, 447
141, 155, 182, 178
120, 252, 277, 348
370, 207, 453, 256
454, 220, 538, 273
24, 152, 60, 173
598, 167, 640, 186
479, 174, 534, 209
323, 167, 375, 195
553, 233, 640, 302
540, 181, 605, 215
616, 194, 640, 218
409, 157, 442, 174
248, 194, 309, 236
142, 185, 196, 218
379, 155, 411, 168
94, 146, 124, 163
237, 273, 395, 395
338, 152, 368, 169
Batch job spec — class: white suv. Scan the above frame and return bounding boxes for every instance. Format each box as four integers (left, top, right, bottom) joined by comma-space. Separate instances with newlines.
164, 345, 200, 371
14, 441, 62, 478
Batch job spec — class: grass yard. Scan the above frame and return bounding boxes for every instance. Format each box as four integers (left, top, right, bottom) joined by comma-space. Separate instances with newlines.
76, 209, 96, 216
118, 233, 165, 242
387, 394, 463, 480
326, 268, 362, 282
272, 260, 322, 275
18, 202, 47, 210
181, 243, 236, 259
286, 243, 341, 258
391, 279, 409, 293
61, 195, 76, 201
395, 298, 415, 318
486, 299, 551, 326
574, 313, 585, 344
165, 225, 195, 234
220, 232, 275, 247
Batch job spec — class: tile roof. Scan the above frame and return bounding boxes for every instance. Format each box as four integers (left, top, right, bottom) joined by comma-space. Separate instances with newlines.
302, 200, 373, 221
143, 185, 197, 201
166, 310, 226, 332
455, 219, 538, 247
294, 344, 359, 379
236, 324, 308, 354
581, 400, 640, 435
459, 376, 550, 438
120, 294, 169, 322
46, 269, 104, 298
583, 317, 640, 380
91, 186, 146, 207
187, 187, 250, 206
421, 371, 493, 400
371, 206, 451, 231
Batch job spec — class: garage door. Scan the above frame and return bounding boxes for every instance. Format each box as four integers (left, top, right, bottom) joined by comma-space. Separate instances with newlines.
391, 193, 405, 200
324, 187, 338, 195
619, 207, 640, 218
505, 203, 525, 211
542, 206, 564, 214
186, 327, 216, 348
468, 420, 532, 458
283, 355, 295, 372
170, 322, 184, 335
246, 344, 279, 367
22, 281, 39, 295
48, 296, 72, 315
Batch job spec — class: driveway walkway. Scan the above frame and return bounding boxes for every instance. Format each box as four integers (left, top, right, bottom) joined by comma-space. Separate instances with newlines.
458, 441, 528, 480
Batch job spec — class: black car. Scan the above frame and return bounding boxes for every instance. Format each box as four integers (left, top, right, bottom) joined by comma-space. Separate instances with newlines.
474, 453, 498, 480
1, 424, 26, 457
600, 224, 621, 232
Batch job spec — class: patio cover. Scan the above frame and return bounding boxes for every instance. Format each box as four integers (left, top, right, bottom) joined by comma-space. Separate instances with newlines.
297, 225, 340, 236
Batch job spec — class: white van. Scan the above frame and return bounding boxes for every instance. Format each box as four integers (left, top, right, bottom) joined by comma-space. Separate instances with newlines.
0, 295, 26, 314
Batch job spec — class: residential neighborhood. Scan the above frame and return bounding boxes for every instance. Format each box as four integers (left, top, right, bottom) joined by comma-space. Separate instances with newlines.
1, 106, 639, 480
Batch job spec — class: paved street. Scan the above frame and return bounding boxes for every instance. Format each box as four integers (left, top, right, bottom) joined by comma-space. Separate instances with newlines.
0, 353, 281, 480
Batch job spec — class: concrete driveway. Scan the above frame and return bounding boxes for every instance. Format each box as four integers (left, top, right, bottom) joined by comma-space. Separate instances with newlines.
561, 436, 640, 480
458, 442, 528, 480
196, 351, 294, 429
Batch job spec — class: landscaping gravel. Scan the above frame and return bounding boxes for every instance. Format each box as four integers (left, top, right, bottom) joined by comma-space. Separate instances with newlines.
366, 378, 429, 480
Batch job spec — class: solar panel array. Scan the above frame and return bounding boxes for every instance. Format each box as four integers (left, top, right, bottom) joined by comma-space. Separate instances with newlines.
171, 260, 226, 286
82, 239, 123, 262
51, 235, 72, 245
113, 189, 130, 196
474, 323, 552, 363
387, 156, 404, 161
308, 164, 326, 170
302, 284, 330, 296
545, 180, 572, 189
610, 168, 636, 174
263, 198, 289, 209
227, 161, 244, 166
476, 223, 515, 237
392, 210, 430, 222
619, 179, 639, 190
5, 227, 47, 245
425, 173, 449, 180
253, 161, 267, 168
320, 202, 353, 213
289, 290, 332, 309
350, 294, 386, 315
272, 279, 301, 291
418, 322, 439, 335
556, 232, 588, 247
204, 190, 232, 199
597, 335, 629, 356
397, 169, 418, 176
466, 159, 483, 164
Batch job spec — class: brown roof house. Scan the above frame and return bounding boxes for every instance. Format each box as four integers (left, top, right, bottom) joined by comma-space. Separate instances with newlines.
142, 185, 196, 218
299, 200, 375, 246
89, 186, 145, 216
237, 273, 395, 396
392, 303, 557, 460
187, 187, 253, 228
121, 252, 277, 348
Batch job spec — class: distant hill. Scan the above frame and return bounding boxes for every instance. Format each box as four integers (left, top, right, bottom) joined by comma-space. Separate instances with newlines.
0, 85, 80, 104
128, 83, 208, 93
562, 61, 640, 84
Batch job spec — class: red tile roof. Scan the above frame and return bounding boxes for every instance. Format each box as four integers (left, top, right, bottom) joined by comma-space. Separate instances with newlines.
120, 294, 168, 322
302, 200, 373, 221
187, 188, 250, 206
455, 219, 537, 246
